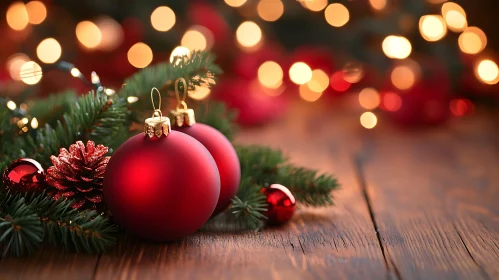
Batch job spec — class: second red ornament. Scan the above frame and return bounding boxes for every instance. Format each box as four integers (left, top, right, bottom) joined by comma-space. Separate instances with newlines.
171, 78, 241, 216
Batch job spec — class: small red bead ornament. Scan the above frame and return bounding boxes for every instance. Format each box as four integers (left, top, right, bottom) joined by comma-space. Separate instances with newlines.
2, 158, 46, 194
171, 78, 240, 216
261, 184, 296, 225
103, 88, 220, 241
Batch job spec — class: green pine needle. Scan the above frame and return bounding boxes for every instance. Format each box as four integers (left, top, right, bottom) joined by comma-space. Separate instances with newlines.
0, 192, 116, 257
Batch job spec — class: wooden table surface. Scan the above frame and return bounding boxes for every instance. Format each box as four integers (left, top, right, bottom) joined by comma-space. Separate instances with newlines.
1, 102, 499, 280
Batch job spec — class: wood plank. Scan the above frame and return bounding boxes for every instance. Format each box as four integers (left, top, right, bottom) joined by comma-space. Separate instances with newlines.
358, 112, 499, 280
94, 102, 388, 280
0, 246, 98, 280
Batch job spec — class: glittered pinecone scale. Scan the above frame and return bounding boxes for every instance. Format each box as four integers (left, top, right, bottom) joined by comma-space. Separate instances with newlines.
47, 140, 110, 212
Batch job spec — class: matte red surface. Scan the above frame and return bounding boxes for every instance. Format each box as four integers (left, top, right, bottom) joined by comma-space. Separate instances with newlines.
103, 132, 220, 241
175, 123, 240, 215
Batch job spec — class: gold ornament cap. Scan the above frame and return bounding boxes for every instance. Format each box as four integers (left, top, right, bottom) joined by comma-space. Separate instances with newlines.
144, 88, 171, 139
170, 77, 196, 127
170, 102, 196, 127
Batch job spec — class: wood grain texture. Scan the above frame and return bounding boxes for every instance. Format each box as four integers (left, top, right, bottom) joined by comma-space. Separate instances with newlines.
357, 113, 499, 280
94, 103, 388, 280
0, 246, 98, 280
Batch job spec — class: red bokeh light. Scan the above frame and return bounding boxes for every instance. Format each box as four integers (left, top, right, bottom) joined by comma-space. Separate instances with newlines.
330, 71, 351, 92
382, 92, 402, 112
450, 98, 475, 117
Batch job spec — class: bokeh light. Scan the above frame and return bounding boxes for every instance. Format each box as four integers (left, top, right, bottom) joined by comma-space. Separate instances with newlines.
303, 0, 328, 12
324, 3, 350, 27
450, 98, 474, 117
299, 84, 322, 102
26, 1, 47, 25
189, 86, 211, 100
76, 21, 102, 49
170, 46, 191, 64
383, 92, 402, 112
31, 118, 38, 129
307, 69, 329, 93
343, 62, 364, 83
330, 71, 351, 92
181, 26, 214, 51
36, 38, 62, 64
445, 10, 467, 32
359, 88, 381, 110
369, 0, 387, 11
258, 61, 283, 89
289, 62, 313, 85
360, 112, 377, 129
6, 101, 16, 110
382, 35, 412, 59
6, 2, 29, 31
96, 17, 124, 51
419, 15, 447, 42
224, 0, 247, 7
151, 6, 175, 32
127, 96, 139, 104
258, 0, 284, 22
128, 42, 153, 68
391, 65, 418, 90
475, 59, 499, 85
70, 68, 81, 77
236, 21, 262, 48
442, 2, 467, 32
20, 61, 42, 85
6, 53, 29, 81
458, 27, 487, 55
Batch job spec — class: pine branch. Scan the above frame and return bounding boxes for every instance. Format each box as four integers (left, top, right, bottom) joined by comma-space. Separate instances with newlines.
26, 194, 116, 253
277, 166, 339, 206
118, 51, 222, 110
195, 101, 238, 142
23, 92, 128, 166
231, 145, 340, 229
28, 90, 78, 126
0, 194, 44, 257
0, 192, 116, 257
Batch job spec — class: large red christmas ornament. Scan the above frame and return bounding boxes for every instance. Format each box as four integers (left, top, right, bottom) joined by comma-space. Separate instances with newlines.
2, 158, 46, 194
261, 184, 296, 225
103, 89, 220, 241
170, 80, 240, 215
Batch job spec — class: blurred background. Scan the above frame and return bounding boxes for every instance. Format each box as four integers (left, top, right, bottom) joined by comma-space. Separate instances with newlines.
0, 0, 498, 130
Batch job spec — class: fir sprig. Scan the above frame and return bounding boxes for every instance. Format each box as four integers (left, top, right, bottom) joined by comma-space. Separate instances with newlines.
0, 192, 116, 257
23, 92, 128, 166
230, 146, 339, 229
118, 50, 222, 110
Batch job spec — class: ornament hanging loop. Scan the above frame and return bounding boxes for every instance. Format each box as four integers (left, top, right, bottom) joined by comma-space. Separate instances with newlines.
144, 87, 171, 138
176, 101, 188, 111
150, 87, 162, 117
152, 109, 163, 119
174, 77, 188, 106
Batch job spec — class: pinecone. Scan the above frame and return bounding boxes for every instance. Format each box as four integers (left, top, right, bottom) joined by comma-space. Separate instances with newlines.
46, 140, 110, 213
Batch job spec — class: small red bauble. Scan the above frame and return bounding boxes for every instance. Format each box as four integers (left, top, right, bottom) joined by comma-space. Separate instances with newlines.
2, 158, 46, 194
175, 123, 240, 215
103, 129, 220, 241
261, 184, 296, 225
